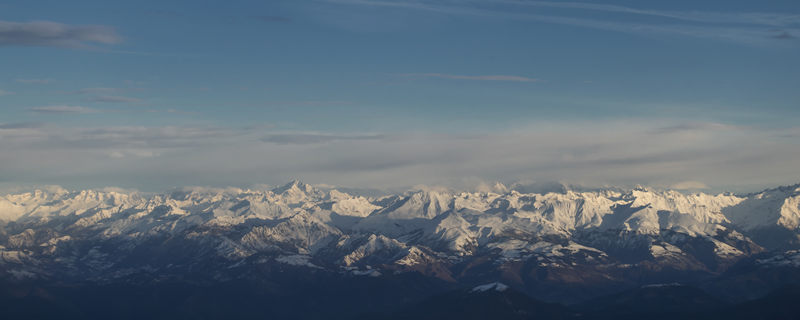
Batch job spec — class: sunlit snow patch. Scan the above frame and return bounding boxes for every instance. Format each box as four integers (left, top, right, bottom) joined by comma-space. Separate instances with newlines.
275, 255, 321, 268
471, 282, 509, 293
352, 269, 382, 277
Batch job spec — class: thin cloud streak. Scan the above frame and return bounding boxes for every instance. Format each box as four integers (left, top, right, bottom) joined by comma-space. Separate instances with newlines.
649, 122, 738, 134
400, 73, 541, 82
0, 20, 121, 48
327, 0, 799, 45
15, 78, 53, 84
261, 132, 387, 145
0, 122, 44, 129
496, 0, 800, 27
89, 95, 142, 103
28, 106, 97, 114
1, 120, 798, 192
73, 87, 120, 95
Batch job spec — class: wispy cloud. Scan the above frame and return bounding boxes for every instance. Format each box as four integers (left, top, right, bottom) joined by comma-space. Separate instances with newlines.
67, 88, 143, 103
0, 20, 121, 48
29, 106, 97, 114
0, 89, 13, 96
256, 100, 353, 108
108, 149, 159, 159
89, 95, 142, 103
0, 125, 244, 155
1, 120, 798, 191
400, 73, 540, 82
261, 132, 386, 145
771, 31, 796, 39
327, 0, 800, 45
143, 108, 197, 115
15, 78, 53, 84
650, 122, 737, 134
497, 1, 800, 27
0, 122, 44, 130
73, 87, 120, 95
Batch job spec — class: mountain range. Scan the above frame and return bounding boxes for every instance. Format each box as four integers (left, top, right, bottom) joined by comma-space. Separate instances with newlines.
2, 181, 800, 318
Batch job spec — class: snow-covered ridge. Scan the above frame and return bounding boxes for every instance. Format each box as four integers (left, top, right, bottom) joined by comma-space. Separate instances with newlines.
1, 181, 799, 281
3, 181, 795, 232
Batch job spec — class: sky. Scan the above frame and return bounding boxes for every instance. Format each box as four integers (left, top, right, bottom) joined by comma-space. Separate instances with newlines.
1, 0, 799, 193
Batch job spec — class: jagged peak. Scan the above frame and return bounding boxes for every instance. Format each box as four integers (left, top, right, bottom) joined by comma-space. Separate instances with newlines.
5, 182, 799, 200
737, 183, 800, 197
272, 179, 313, 194
328, 189, 353, 200
406, 184, 453, 195
1, 185, 70, 199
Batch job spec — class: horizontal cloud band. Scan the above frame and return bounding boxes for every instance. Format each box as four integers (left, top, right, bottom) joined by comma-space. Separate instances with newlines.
0, 20, 120, 48
0, 120, 798, 192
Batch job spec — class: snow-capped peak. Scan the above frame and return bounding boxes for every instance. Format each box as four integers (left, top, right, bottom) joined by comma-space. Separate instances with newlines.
2, 180, 800, 283
273, 179, 308, 193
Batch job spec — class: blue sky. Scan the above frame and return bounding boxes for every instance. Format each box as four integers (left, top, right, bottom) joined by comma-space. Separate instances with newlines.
1, 0, 799, 192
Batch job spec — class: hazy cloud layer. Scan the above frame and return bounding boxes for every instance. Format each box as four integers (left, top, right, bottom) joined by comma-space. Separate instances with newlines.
0, 20, 120, 48
28, 106, 97, 114
73, 87, 121, 94
261, 133, 386, 144
670, 181, 710, 190
1, 120, 798, 192
400, 73, 540, 82
499, 1, 800, 27
88, 95, 142, 103
328, 0, 799, 45
15, 78, 53, 84
771, 31, 796, 39
0, 122, 44, 129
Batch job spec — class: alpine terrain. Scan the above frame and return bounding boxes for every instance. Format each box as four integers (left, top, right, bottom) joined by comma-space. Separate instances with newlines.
2, 181, 800, 319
